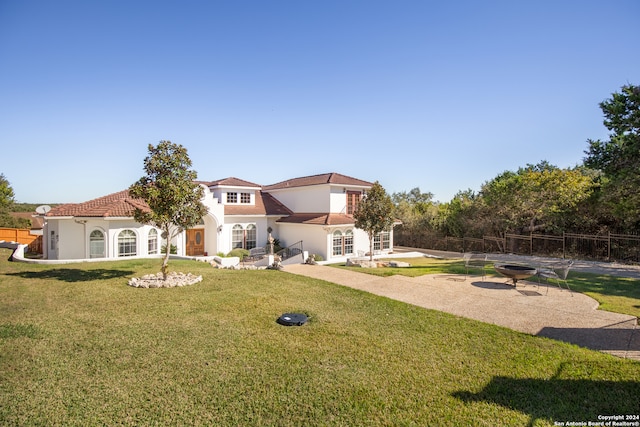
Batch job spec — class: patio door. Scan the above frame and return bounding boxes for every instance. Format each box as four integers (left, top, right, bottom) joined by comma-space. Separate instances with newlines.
186, 229, 205, 256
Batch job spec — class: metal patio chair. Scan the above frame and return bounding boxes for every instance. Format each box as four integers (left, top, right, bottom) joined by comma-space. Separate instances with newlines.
463, 252, 487, 280
536, 260, 574, 296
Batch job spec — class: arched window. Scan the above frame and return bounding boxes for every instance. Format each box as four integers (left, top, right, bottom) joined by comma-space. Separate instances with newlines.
232, 224, 258, 250
246, 224, 256, 250
344, 229, 354, 255
332, 229, 354, 257
118, 230, 137, 257
148, 229, 158, 254
332, 230, 343, 256
232, 225, 244, 249
89, 229, 105, 258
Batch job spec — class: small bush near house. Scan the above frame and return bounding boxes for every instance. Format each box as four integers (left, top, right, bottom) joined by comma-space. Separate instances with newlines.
161, 244, 177, 254
226, 248, 249, 259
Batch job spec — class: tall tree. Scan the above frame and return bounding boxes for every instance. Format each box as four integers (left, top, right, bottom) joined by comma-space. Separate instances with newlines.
354, 181, 395, 261
480, 162, 595, 235
0, 173, 28, 228
434, 189, 482, 237
584, 84, 640, 230
0, 173, 15, 211
129, 141, 207, 279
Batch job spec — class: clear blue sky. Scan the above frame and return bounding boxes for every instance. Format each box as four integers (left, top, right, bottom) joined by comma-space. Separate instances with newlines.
1, 0, 638, 204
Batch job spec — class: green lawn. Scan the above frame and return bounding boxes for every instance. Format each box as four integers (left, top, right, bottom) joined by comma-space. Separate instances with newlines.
334, 257, 640, 318
1, 248, 639, 426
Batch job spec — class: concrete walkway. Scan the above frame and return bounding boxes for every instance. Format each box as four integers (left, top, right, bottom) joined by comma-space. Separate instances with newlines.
283, 263, 640, 360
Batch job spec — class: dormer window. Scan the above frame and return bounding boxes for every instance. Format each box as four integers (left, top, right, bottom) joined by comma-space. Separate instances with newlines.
226, 191, 252, 204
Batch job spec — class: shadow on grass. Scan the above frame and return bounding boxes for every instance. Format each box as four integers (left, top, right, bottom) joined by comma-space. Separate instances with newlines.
5, 268, 134, 283
452, 362, 640, 426
570, 274, 640, 300
538, 324, 639, 352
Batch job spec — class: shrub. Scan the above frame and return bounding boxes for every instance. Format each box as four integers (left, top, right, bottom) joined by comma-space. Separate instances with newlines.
226, 248, 249, 259
161, 244, 177, 254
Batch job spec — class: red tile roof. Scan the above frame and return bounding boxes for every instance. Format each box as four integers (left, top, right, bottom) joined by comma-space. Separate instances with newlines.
43, 173, 373, 219
263, 173, 373, 191
276, 213, 356, 226
224, 191, 292, 216
46, 190, 150, 218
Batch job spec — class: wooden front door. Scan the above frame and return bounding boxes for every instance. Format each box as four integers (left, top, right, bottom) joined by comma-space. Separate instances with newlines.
186, 229, 205, 256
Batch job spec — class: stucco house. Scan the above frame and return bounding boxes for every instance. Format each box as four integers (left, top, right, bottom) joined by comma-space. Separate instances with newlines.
42, 172, 396, 263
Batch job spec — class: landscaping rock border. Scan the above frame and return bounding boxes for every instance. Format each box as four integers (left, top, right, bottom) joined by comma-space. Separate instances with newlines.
128, 272, 202, 288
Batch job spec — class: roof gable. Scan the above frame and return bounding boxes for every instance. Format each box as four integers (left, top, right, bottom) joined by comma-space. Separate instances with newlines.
224, 191, 292, 216
207, 177, 262, 188
263, 172, 373, 191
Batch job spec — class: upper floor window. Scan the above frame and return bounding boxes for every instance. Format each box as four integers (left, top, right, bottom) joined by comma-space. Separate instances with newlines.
226, 192, 251, 204
347, 191, 361, 215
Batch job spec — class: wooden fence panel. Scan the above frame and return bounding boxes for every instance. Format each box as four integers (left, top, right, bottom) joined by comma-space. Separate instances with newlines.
0, 228, 42, 254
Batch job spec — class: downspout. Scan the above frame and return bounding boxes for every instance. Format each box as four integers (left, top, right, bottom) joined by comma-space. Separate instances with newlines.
75, 219, 88, 258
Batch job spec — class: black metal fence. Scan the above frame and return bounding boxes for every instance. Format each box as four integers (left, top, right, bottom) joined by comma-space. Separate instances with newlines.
394, 228, 640, 264
276, 240, 304, 262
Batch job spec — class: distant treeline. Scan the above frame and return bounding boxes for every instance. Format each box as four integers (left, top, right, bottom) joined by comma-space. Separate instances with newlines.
391, 84, 640, 251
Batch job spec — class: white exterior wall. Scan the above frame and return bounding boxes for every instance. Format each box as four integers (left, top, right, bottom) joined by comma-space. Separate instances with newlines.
44, 218, 164, 260
329, 187, 347, 214
276, 224, 379, 261
200, 186, 224, 256
268, 186, 330, 213
44, 185, 225, 261
218, 216, 270, 255
277, 223, 329, 260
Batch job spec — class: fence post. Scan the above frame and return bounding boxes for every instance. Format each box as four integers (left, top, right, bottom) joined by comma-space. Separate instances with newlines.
608, 231, 611, 260
562, 232, 565, 259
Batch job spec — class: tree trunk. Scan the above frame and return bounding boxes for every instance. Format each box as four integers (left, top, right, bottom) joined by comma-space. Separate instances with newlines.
161, 225, 171, 280
369, 233, 374, 262
161, 250, 170, 280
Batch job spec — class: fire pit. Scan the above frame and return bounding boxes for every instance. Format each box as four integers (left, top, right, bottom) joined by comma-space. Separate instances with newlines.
493, 264, 537, 286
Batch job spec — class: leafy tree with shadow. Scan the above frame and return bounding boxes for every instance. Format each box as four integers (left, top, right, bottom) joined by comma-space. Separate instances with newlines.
129, 141, 207, 280
354, 181, 395, 262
